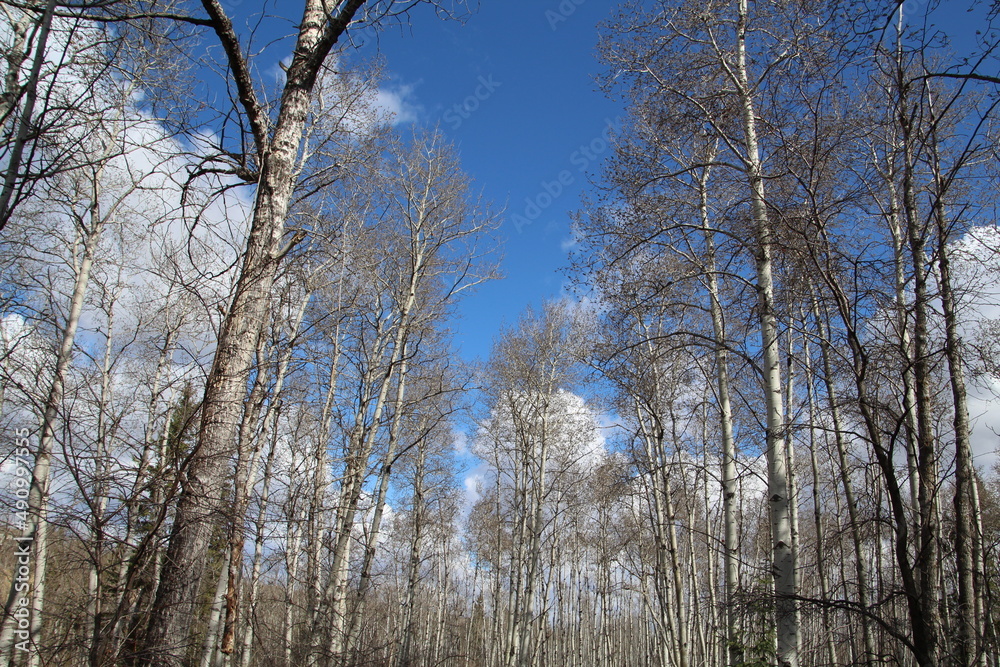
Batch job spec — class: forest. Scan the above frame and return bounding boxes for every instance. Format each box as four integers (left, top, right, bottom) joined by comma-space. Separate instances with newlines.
0, 0, 998, 666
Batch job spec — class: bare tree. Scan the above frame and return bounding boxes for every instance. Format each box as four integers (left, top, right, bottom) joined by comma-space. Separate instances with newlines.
127, 3, 470, 663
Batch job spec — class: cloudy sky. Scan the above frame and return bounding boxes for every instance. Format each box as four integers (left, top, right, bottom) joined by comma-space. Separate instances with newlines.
347, 0, 623, 360
215, 0, 1000, 472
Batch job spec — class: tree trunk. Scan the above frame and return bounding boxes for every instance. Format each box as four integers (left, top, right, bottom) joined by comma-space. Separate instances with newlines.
238, 397, 284, 667
106, 323, 178, 661
321, 314, 410, 664
811, 292, 876, 665
0, 162, 105, 666
732, 1, 796, 663
218, 333, 270, 656
699, 161, 741, 667
900, 104, 941, 667
305, 317, 345, 667
931, 162, 979, 667
802, 327, 838, 667
199, 552, 230, 667
143, 3, 367, 661
222, 289, 310, 657
87, 295, 118, 667
344, 352, 410, 654
282, 504, 303, 667
0, 0, 56, 232
396, 436, 426, 667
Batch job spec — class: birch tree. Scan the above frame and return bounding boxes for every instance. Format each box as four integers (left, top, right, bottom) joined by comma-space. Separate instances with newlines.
594, 3, 878, 662
473, 301, 599, 667
0, 52, 179, 663
122, 3, 470, 662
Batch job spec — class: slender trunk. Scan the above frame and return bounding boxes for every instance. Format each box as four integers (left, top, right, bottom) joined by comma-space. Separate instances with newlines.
324, 221, 431, 661
700, 417, 720, 667
802, 329, 838, 667
322, 320, 409, 664
396, 436, 427, 667
0, 163, 106, 666
732, 2, 796, 662
88, 299, 118, 666
283, 505, 303, 667
222, 290, 310, 656
431, 552, 448, 666
505, 428, 529, 667
814, 222, 932, 667
489, 450, 505, 667
344, 353, 411, 653
0, 0, 57, 232
666, 412, 690, 667
811, 291, 876, 664
107, 326, 177, 659
143, 394, 177, 630
890, 19, 942, 661
901, 114, 941, 667
641, 416, 674, 663
697, 156, 742, 667
886, 175, 922, 525
931, 171, 978, 667
343, 226, 429, 653
0, 7, 31, 125
970, 473, 997, 666
519, 404, 550, 667
305, 324, 344, 667
144, 4, 367, 660
219, 336, 270, 656
784, 326, 802, 662
200, 553, 230, 667
238, 397, 283, 667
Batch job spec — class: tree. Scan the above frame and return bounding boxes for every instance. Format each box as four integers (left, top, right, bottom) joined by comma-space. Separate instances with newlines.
0, 43, 181, 661
130, 3, 470, 663
594, 2, 847, 661
472, 301, 600, 667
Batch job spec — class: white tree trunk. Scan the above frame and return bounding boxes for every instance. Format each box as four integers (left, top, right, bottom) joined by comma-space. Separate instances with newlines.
200, 552, 231, 667
0, 163, 106, 666
146, 4, 367, 660
698, 160, 741, 667
730, 1, 796, 663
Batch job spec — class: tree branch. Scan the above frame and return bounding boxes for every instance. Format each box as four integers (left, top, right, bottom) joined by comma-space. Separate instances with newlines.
916, 71, 1000, 86
199, 0, 269, 154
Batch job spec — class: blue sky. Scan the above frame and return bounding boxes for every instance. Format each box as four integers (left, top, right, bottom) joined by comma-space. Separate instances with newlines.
351, 0, 995, 363
220, 0, 995, 366
352, 0, 623, 361
218, 1, 622, 361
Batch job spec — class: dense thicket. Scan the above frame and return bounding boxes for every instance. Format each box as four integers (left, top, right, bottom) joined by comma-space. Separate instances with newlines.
0, 1, 998, 667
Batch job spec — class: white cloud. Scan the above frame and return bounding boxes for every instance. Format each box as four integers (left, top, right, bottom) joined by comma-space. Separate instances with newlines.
560, 221, 584, 252
953, 225, 1000, 471
460, 462, 488, 524
374, 82, 422, 125
452, 426, 470, 456
967, 377, 1000, 471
